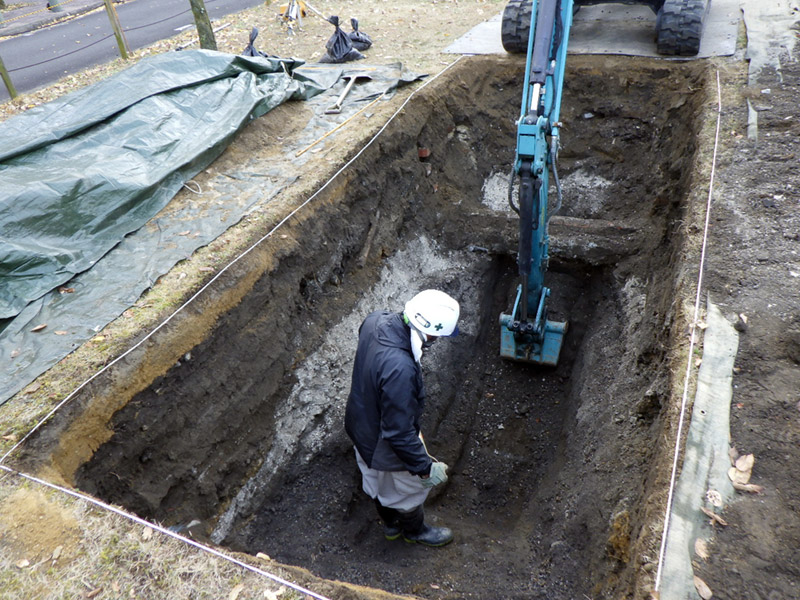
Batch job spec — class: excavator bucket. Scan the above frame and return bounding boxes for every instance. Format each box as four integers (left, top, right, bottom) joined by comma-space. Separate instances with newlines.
500, 320, 567, 366
499, 286, 567, 366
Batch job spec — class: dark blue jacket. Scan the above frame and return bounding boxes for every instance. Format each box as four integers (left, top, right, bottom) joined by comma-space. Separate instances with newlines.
345, 310, 432, 476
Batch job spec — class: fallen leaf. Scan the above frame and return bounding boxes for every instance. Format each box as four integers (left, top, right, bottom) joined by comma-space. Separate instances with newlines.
228, 584, 245, 600
700, 506, 728, 526
24, 383, 41, 394
55, 330, 68, 335
142, 526, 153, 541
199, 266, 214, 272
58, 287, 75, 294
92, 336, 106, 342
696, 321, 708, 330
51, 545, 63, 562
706, 489, 723, 508
728, 466, 751, 485
430, 584, 441, 589
694, 575, 713, 599
695, 538, 710, 560
695, 358, 703, 367
735, 454, 755, 473
256, 552, 272, 561
178, 230, 191, 236
15, 559, 30, 569
85, 589, 102, 599
733, 482, 764, 494
31, 323, 47, 332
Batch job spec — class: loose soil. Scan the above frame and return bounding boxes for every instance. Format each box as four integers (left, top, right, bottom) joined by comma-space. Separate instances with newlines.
0, 487, 81, 565
2, 4, 799, 600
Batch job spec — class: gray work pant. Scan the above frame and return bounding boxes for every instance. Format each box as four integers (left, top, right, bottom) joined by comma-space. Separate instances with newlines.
355, 448, 430, 511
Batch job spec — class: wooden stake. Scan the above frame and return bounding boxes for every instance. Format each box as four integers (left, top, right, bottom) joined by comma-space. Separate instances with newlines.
0, 52, 17, 99
103, 0, 130, 60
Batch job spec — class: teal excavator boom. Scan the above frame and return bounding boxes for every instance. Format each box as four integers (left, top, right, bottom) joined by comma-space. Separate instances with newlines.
498, 0, 709, 365
498, 0, 573, 366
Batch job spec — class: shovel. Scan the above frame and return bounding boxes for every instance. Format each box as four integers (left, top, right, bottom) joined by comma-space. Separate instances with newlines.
325, 71, 371, 114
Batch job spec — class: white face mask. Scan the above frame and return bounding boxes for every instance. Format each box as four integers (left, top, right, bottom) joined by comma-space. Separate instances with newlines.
410, 328, 425, 363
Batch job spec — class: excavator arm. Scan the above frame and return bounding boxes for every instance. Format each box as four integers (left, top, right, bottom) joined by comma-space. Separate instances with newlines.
499, 0, 573, 365
498, 0, 708, 365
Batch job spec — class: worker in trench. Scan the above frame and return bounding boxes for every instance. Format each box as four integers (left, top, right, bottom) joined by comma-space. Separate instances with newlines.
345, 289, 459, 547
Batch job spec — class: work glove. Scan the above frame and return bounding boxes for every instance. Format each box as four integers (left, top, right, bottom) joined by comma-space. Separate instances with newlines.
420, 461, 448, 488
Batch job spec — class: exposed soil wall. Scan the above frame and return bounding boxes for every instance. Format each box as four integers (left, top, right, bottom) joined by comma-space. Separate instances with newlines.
18, 55, 710, 599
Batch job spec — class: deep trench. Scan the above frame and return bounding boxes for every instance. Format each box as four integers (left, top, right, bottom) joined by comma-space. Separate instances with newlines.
29, 56, 708, 599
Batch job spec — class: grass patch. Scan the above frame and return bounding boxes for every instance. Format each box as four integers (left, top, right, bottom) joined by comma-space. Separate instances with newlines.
0, 477, 298, 599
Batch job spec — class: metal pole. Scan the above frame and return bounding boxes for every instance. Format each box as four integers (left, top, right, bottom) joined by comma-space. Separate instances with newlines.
103, 0, 130, 60
0, 52, 17, 100
188, 0, 217, 51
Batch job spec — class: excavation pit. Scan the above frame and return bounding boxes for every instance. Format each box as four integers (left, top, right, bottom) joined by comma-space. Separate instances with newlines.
21, 56, 710, 599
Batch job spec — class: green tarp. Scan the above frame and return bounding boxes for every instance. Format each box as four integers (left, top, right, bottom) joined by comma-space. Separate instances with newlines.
0, 50, 335, 321
0, 54, 423, 406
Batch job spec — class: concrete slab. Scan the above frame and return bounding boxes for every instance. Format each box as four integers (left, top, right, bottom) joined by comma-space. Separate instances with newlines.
444, 0, 739, 58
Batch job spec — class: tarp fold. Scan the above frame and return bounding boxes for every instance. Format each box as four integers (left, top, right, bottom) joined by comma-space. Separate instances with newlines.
0, 50, 333, 320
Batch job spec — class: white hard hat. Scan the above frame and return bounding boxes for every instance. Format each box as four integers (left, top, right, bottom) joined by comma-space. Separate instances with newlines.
404, 289, 460, 337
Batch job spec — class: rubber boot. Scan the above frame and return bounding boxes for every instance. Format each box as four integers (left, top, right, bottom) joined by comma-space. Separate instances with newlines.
398, 505, 454, 547
373, 498, 402, 540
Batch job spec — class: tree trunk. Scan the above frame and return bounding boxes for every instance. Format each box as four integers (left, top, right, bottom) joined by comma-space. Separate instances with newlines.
188, 0, 217, 51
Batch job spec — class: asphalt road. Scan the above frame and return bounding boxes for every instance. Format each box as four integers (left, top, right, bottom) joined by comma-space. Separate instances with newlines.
0, 0, 264, 102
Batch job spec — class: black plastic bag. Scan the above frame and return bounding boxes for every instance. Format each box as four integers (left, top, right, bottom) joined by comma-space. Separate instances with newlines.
242, 27, 272, 58
348, 18, 373, 52
319, 16, 365, 63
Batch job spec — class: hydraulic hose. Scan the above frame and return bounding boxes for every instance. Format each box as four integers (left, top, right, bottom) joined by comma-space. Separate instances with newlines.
550, 136, 562, 219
